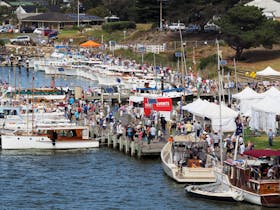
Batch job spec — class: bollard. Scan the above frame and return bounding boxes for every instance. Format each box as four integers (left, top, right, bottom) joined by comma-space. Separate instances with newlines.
113, 136, 117, 149
119, 136, 123, 151
131, 141, 135, 156
137, 142, 142, 158
107, 133, 112, 147
125, 138, 130, 154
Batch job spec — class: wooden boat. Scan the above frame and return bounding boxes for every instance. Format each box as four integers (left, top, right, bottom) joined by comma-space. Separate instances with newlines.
160, 134, 216, 183
214, 150, 280, 207
185, 181, 244, 202
1, 125, 99, 150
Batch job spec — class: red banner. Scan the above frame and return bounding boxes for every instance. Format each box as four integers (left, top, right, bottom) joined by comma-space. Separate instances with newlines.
144, 97, 172, 116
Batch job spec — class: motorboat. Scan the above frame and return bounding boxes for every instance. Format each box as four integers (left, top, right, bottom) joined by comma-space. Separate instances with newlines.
1, 125, 99, 149
160, 134, 216, 183
213, 150, 280, 207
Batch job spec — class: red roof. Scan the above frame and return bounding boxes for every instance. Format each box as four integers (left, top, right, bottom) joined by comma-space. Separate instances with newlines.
243, 149, 280, 158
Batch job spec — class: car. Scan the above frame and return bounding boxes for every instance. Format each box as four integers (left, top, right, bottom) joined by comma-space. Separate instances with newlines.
48, 31, 58, 39
10, 35, 31, 45
185, 24, 201, 33
20, 27, 35, 33
168, 22, 186, 31
204, 23, 220, 32
33, 28, 44, 35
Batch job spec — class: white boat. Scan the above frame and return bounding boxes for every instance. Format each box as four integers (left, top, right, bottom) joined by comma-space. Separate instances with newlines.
1, 125, 99, 149
185, 181, 244, 202
160, 134, 216, 183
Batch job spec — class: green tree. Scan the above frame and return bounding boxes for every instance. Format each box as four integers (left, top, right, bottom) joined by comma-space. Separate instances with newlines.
217, 5, 280, 59
86, 5, 110, 17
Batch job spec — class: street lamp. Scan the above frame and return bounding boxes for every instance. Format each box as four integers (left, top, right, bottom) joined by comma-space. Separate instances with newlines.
123, 30, 126, 41
158, 0, 168, 31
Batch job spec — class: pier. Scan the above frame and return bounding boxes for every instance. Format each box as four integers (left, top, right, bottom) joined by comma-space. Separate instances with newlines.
92, 127, 166, 158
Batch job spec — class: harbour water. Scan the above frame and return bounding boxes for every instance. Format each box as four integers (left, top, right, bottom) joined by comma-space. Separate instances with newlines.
0, 66, 96, 89
0, 149, 265, 210
0, 67, 275, 209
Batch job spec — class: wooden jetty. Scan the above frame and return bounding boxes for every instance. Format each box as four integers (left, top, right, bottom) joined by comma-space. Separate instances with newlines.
92, 127, 166, 158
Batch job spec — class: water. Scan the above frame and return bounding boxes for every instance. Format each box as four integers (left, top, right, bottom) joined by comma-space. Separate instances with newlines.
0, 66, 274, 209
0, 66, 97, 89
0, 148, 269, 210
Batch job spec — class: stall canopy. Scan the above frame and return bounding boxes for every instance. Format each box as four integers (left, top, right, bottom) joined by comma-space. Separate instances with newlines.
232, 86, 261, 100
232, 87, 262, 116
260, 87, 280, 98
80, 40, 101, 48
243, 149, 280, 158
250, 97, 280, 133
182, 99, 238, 132
256, 66, 280, 76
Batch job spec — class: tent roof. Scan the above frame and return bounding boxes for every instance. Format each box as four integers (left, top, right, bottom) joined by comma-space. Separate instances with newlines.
80, 40, 101, 48
251, 96, 280, 114
260, 87, 280, 97
182, 99, 238, 119
243, 149, 280, 158
232, 87, 262, 100
256, 66, 280, 76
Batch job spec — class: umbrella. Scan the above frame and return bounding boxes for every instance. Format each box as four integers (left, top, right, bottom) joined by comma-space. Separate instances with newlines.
80, 40, 101, 48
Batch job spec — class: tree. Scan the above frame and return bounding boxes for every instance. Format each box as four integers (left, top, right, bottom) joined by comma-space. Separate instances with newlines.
217, 5, 280, 59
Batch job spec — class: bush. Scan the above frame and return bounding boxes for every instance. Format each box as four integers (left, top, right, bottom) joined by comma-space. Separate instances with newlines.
198, 54, 217, 70
102, 21, 136, 32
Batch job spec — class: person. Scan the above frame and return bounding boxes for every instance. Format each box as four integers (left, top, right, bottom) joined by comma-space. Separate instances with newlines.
267, 166, 275, 179
51, 131, 57, 146
239, 142, 245, 155
267, 129, 274, 147
116, 122, 124, 140
168, 135, 174, 142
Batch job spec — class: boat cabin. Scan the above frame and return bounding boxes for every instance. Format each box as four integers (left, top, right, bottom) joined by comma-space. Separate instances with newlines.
223, 151, 280, 196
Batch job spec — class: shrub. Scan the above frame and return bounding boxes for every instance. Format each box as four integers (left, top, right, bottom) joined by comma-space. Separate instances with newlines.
198, 54, 217, 70
102, 21, 136, 32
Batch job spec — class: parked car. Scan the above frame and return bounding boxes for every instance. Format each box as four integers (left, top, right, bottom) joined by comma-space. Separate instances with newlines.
10, 35, 31, 45
33, 28, 44, 35
168, 22, 186, 31
185, 24, 201, 33
48, 31, 58, 39
203, 23, 220, 32
20, 27, 35, 33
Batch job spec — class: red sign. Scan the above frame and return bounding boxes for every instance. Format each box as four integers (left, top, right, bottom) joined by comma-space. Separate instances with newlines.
144, 97, 172, 116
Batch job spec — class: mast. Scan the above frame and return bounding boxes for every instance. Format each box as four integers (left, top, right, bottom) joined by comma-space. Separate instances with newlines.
217, 39, 223, 166
179, 26, 187, 101
31, 71, 35, 133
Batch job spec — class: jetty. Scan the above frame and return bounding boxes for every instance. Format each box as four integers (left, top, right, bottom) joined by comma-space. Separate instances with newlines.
92, 127, 166, 158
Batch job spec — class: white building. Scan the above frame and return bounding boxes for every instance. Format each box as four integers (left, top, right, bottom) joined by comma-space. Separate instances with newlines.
246, 0, 280, 20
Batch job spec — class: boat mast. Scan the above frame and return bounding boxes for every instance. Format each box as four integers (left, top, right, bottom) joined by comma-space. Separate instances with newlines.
179, 25, 187, 103
31, 71, 35, 133
216, 39, 223, 166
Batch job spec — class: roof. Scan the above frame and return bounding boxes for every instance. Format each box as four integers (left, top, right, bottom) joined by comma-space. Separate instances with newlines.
67, 14, 104, 22
243, 149, 280, 158
232, 86, 262, 100
256, 66, 280, 76
246, 0, 280, 18
22, 12, 74, 22
9, 1, 34, 6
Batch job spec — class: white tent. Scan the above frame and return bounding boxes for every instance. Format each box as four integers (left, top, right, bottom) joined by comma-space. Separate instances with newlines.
260, 86, 280, 98
246, 0, 280, 19
250, 97, 280, 133
182, 99, 238, 132
256, 66, 280, 76
232, 87, 263, 116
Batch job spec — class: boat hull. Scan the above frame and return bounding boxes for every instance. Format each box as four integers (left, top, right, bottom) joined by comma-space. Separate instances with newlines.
215, 168, 280, 207
1, 135, 99, 149
161, 141, 216, 183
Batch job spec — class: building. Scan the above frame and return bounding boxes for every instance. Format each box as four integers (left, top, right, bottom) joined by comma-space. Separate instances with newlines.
246, 0, 280, 20
20, 12, 104, 30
